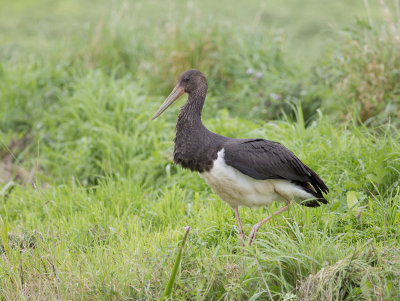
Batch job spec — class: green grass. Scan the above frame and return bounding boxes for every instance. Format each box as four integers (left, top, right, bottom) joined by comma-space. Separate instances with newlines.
1, 0, 400, 300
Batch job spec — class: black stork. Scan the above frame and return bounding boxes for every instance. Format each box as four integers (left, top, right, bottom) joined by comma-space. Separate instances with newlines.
152, 69, 329, 245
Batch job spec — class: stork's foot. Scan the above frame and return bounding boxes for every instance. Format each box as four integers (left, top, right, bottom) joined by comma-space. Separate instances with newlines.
247, 222, 262, 246
238, 229, 246, 246
247, 204, 290, 246
234, 207, 246, 246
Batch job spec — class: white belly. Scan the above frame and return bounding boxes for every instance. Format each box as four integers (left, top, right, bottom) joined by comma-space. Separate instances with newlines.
199, 149, 314, 208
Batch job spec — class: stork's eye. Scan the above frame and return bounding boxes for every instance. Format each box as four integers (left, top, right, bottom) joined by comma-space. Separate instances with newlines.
184, 77, 190, 82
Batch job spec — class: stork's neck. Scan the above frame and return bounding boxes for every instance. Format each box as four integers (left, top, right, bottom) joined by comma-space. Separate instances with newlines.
174, 86, 220, 172
176, 87, 207, 131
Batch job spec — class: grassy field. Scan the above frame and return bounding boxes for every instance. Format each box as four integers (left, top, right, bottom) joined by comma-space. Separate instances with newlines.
1, 0, 400, 300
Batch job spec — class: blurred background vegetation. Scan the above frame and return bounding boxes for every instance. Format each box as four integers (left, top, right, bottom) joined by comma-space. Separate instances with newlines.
1, 0, 400, 300
1, 0, 399, 185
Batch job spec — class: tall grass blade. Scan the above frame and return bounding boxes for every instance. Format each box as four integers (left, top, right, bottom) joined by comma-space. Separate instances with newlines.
0, 216, 9, 255
163, 226, 190, 299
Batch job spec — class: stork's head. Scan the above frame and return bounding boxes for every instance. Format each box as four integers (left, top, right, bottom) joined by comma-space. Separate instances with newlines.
152, 69, 207, 120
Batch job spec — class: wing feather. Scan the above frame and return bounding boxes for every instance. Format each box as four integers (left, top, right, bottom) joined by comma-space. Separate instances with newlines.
223, 139, 329, 198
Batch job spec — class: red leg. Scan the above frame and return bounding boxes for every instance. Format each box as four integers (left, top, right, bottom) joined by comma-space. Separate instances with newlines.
247, 204, 290, 246
234, 207, 246, 244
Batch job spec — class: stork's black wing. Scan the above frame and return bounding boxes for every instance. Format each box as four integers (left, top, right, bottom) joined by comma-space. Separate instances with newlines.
223, 139, 329, 206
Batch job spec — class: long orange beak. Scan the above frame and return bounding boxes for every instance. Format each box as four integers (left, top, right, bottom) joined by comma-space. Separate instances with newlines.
152, 85, 185, 120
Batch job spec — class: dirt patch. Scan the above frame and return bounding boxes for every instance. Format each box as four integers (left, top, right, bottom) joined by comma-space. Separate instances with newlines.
0, 230, 43, 254
0, 132, 34, 186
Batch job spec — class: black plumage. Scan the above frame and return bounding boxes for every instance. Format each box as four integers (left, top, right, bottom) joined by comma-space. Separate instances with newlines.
223, 139, 329, 207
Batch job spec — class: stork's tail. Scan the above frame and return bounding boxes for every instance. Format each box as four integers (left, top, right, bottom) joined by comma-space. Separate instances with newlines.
295, 168, 329, 207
